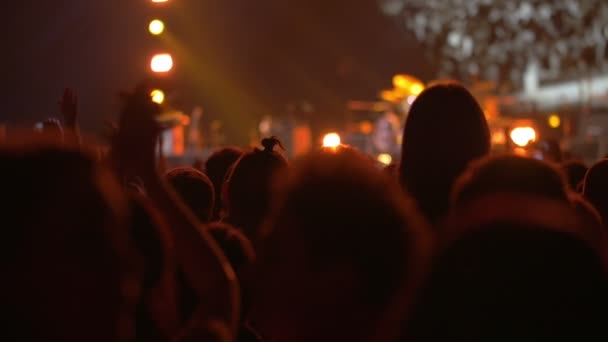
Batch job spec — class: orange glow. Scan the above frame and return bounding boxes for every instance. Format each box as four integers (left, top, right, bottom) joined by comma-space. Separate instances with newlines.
393, 75, 412, 89
151, 0, 169, 2
360, 121, 373, 135
548, 114, 561, 128
377, 153, 393, 165
410, 83, 424, 96
380, 90, 398, 102
150, 53, 173, 73
513, 147, 528, 156
150, 89, 165, 104
393, 74, 425, 96
510, 126, 537, 147
491, 130, 506, 145
322, 132, 341, 148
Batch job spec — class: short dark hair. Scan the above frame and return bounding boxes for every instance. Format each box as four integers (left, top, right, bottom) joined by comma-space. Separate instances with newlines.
166, 167, 215, 223
260, 148, 428, 309
204, 147, 243, 220
406, 223, 608, 341
452, 155, 569, 207
0, 143, 132, 341
562, 160, 588, 191
583, 159, 608, 223
224, 137, 288, 241
207, 222, 255, 274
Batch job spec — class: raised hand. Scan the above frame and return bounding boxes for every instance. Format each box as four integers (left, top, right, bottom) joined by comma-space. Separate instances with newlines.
113, 83, 240, 334
41, 118, 64, 142
59, 88, 78, 127
113, 84, 162, 177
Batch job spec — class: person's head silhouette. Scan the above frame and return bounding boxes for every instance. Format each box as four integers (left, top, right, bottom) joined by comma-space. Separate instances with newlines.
253, 148, 429, 342
400, 81, 490, 223
166, 167, 215, 223
452, 155, 569, 207
583, 159, 608, 224
224, 137, 288, 242
562, 160, 587, 191
204, 147, 244, 220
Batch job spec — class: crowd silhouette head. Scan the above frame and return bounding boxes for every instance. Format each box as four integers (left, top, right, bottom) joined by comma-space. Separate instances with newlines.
224, 137, 288, 242
253, 148, 429, 342
166, 167, 215, 223
4, 82, 608, 342
400, 81, 490, 223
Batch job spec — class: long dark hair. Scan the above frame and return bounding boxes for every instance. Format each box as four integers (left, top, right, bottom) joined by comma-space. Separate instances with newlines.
399, 81, 490, 224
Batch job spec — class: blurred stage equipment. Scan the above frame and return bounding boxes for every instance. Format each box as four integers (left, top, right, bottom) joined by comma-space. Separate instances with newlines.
372, 111, 401, 153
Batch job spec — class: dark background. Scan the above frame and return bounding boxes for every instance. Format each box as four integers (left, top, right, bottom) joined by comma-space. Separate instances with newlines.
3, 0, 433, 144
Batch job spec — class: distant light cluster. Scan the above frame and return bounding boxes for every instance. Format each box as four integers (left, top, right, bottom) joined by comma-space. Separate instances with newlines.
380, 0, 608, 91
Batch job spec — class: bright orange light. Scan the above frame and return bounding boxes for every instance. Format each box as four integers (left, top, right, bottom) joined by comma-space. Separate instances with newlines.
149, 19, 165, 35
181, 116, 191, 126
380, 90, 398, 102
150, 89, 165, 104
513, 147, 528, 156
393, 75, 411, 89
491, 130, 506, 145
548, 114, 561, 129
410, 83, 424, 96
151, 0, 169, 3
377, 153, 393, 165
510, 126, 537, 147
322, 132, 341, 148
393, 74, 424, 96
150, 53, 173, 73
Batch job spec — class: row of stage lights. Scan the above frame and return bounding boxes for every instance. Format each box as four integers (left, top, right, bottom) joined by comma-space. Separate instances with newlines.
148, 0, 171, 104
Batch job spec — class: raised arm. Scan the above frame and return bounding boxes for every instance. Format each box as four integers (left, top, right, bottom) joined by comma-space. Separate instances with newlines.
112, 85, 239, 336
59, 88, 81, 146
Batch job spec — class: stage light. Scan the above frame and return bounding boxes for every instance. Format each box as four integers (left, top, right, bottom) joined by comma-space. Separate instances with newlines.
151, 0, 169, 3
150, 53, 173, 73
410, 83, 424, 96
491, 129, 507, 145
322, 132, 341, 148
150, 89, 165, 104
149, 19, 165, 35
510, 126, 536, 147
393, 74, 411, 89
377, 153, 393, 165
380, 90, 398, 102
548, 114, 561, 128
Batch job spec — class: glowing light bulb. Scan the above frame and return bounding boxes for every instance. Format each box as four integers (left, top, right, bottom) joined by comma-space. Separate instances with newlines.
410, 83, 424, 95
322, 132, 341, 148
510, 126, 537, 147
377, 153, 393, 165
149, 19, 165, 35
150, 89, 165, 104
150, 53, 173, 73
548, 114, 561, 129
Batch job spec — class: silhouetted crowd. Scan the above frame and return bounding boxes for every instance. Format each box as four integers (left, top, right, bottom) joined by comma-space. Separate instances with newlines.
3, 83, 608, 342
